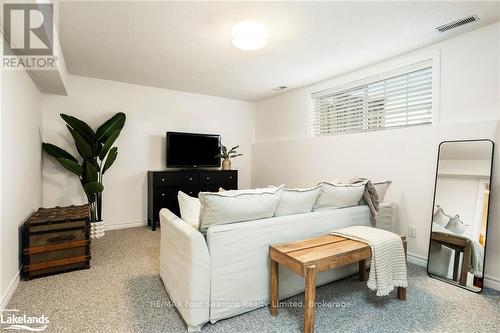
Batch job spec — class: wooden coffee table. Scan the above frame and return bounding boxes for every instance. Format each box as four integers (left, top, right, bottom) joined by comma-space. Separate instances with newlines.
269, 234, 407, 333
431, 231, 471, 286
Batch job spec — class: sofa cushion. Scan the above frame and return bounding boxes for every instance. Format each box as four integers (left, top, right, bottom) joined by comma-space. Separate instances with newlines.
313, 182, 365, 211
198, 186, 282, 234
274, 186, 321, 216
178, 191, 201, 229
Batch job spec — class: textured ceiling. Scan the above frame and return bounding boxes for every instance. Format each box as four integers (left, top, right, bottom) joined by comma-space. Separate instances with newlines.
59, 1, 500, 101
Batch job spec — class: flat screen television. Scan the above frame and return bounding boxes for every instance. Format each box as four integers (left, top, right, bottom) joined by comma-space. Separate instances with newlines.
166, 132, 221, 168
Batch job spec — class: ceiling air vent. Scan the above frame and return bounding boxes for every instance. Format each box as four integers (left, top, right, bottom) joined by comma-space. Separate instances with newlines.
436, 15, 479, 33
272, 86, 288, 92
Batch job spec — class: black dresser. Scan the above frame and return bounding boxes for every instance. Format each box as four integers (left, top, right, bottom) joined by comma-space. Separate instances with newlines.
147, 170, 238, 230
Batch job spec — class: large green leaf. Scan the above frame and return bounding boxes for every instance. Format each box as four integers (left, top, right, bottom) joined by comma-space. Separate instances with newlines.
60, 114, 96, 144
102, 147, 118, 174
67, 126, 93, 160
84, 181, 104, 194
56, 158, 83, 175
42, 143, 78, 162
96, 112, 126, 142
85, 161, 98, 182
99, 129, 121, 160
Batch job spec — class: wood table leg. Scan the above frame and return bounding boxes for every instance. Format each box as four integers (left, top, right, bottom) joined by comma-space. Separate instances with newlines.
453, 250, 460, 282
397, 287, 406, 301
304, 265, 317, 333
460, 242, 472, 286
270, 258, 279, 316
358, 259, 367, 281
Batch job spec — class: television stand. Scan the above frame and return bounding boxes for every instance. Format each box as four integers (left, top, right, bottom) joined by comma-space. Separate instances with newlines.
147, 169, 238, 230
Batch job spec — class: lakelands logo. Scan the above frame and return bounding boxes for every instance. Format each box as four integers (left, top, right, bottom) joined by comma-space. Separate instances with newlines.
1, 309, 49, 331
2, 3, 57, 70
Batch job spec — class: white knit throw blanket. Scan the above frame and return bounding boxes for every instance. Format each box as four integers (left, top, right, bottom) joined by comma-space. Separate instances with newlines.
331, 226, 408, 296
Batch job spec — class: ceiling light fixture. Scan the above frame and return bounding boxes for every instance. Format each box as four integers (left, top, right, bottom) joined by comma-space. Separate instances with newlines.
232, 21, 268, 50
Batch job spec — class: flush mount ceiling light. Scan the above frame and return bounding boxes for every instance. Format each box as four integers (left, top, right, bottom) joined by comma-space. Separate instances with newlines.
232, 21, 268, 50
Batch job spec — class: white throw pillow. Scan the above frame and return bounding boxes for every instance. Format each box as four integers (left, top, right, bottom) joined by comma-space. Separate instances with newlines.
445, 215, 468, 235
198, 186, 283, 234
433, 208, 450, 227
374, 181, 392, 202
177, 191, 201, 229
313, 182, 365, 211
274, 186, 321, 217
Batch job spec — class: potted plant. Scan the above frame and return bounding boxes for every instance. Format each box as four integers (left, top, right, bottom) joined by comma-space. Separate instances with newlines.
42, 112, 126, 239
216, 145, 242, 170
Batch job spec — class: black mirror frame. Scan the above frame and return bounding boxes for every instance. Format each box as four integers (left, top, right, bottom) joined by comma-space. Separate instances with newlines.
426, 139, 495, 293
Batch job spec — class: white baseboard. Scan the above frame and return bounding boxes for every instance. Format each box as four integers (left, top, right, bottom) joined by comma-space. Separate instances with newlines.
484, 274, 500, 291
407, 252, 428, 267
0, 269, 20, 310
105, 220, 147, 231
407, 251, 499, 291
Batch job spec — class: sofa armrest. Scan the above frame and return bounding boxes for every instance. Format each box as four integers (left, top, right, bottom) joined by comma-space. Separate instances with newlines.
159, 209, 210, 331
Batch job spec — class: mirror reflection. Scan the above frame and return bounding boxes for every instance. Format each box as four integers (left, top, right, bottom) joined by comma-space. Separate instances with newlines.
428, 140, 493, 292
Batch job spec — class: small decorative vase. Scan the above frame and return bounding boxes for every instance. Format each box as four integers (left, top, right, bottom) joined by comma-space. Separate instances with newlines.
90, 221, 105, 239
222, 158, 231, 170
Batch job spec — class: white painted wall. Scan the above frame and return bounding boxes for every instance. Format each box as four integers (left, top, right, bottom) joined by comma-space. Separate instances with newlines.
435, 176, 483, 239
438, 159, 491, 177
487, 122, 500, 288
41, 75, 255, 229
0, 69, 43, 308
252, 23, 500, 288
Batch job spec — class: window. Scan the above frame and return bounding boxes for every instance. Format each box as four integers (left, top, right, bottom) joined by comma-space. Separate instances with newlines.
310, 63, 433, 136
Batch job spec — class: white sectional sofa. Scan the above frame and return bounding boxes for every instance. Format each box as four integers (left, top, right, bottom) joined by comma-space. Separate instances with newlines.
160, 206, 376, 330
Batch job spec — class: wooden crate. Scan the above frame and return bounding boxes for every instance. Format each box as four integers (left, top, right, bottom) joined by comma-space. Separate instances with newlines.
22, 205, 91, 280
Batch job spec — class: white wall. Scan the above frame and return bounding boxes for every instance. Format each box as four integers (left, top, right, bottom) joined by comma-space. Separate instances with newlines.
252, 23, 500, 288
435, 176, 483, 238
0, 69, 43, 308
488, 122, 500, 288
41, 75, 255, 229
438, 159, 491, 177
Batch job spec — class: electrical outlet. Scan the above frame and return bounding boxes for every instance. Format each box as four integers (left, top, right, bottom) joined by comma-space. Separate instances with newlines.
408, 225, 417, 238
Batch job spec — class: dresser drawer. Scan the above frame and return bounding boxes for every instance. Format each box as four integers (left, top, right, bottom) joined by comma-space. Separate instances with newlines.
154, 187, 199, 201
199, 172, 237, 185
153, 172, 198, 186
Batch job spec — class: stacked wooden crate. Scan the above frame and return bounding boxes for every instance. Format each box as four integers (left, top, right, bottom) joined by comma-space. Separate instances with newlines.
22, 205, 91, 280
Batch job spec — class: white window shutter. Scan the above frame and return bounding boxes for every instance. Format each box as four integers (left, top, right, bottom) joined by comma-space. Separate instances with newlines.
311, 66, 433, 136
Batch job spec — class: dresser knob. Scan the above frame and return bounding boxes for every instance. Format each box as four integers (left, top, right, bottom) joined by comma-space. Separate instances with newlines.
230, 176, 233, 179
189, 177, 193, 181
206, 177, 210, 180
161, 193, 165, 197
162, 178, 166, 182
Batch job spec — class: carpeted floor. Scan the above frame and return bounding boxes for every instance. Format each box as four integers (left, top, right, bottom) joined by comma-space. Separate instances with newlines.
7, 227, 500, 333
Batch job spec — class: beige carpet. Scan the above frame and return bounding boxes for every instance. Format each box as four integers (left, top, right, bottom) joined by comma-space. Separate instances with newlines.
6, 227, 500, 333
6, 227, 186, 332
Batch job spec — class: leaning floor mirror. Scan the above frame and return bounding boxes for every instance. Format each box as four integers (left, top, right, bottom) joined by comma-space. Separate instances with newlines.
427, 140, 494, 292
